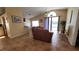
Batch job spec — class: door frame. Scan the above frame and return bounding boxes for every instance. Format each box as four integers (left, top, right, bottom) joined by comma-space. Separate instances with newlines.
2, 17, 8, 36
48, 16, 60, 32
0, 17, 8, 37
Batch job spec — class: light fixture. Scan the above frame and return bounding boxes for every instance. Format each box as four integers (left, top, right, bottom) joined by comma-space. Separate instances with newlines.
28, 14, 31, 15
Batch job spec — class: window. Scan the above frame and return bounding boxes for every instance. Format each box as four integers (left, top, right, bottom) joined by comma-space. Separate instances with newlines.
47, 12, 59, 32
48, 12, 56, 17
32, 20, 39, 27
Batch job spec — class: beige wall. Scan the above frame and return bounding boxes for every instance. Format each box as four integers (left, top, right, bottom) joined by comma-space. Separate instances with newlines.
0, 27, 4, 36
50, 9, 67, 21
5, 7, 25, 38
0, 19, 1, 24
31, 9, 67, 29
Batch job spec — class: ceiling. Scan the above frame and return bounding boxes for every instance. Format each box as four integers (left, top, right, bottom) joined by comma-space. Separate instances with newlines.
22, 7, 67, 19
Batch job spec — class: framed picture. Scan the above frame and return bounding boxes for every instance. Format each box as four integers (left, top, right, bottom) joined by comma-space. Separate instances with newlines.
11, 16, 22, 23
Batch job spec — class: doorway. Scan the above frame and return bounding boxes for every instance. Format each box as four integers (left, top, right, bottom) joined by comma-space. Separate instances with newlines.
47, 12, 59, 32
49, 16, 59, 32
0, 17, 7, 37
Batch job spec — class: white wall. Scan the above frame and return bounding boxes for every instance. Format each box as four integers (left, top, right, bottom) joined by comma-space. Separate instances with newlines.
24, 19, 31, 28
65, 8, 79, 46
65, 9, 71, 31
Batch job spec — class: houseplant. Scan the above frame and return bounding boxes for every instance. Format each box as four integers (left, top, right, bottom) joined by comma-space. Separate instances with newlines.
60, 21, 66, 33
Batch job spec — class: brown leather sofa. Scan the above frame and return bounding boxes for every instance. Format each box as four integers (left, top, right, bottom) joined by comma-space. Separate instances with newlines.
32, 27, 53, 42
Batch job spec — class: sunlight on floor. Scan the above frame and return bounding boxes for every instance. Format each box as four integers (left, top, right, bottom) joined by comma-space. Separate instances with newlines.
0, 36, 5, 39
51, 31, 59, 47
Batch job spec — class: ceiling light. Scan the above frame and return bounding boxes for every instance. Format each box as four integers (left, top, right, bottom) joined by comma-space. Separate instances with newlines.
28, 14, 31, 15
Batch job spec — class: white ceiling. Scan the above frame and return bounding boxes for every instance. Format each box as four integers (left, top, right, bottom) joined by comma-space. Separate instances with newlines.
22, 7, 67, 19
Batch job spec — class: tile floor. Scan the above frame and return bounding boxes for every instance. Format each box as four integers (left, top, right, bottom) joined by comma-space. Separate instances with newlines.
0, 32, 79, 51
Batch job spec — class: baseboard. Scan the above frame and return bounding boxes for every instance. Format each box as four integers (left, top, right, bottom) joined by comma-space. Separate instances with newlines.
9, 32, 26, 38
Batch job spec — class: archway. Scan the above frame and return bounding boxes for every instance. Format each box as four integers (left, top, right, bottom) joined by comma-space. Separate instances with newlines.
47, 12, 59, 32
47, 12, 56, 17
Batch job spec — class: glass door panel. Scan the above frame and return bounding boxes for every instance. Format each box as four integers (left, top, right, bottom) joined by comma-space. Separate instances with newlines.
52, 17, 58, 32
49, 17, 59, 32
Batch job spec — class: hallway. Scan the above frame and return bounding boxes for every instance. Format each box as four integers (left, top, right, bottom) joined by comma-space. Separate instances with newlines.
0, 32, 79, 51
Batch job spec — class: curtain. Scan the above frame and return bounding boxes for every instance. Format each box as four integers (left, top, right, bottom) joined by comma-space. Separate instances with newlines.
44, 17, 49, 30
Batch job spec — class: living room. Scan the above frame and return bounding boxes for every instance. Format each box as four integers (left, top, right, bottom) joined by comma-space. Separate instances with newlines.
0, 7, 79, 51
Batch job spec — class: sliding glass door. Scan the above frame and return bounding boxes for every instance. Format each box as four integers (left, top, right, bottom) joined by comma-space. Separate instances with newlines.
49, 16, 59, 32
